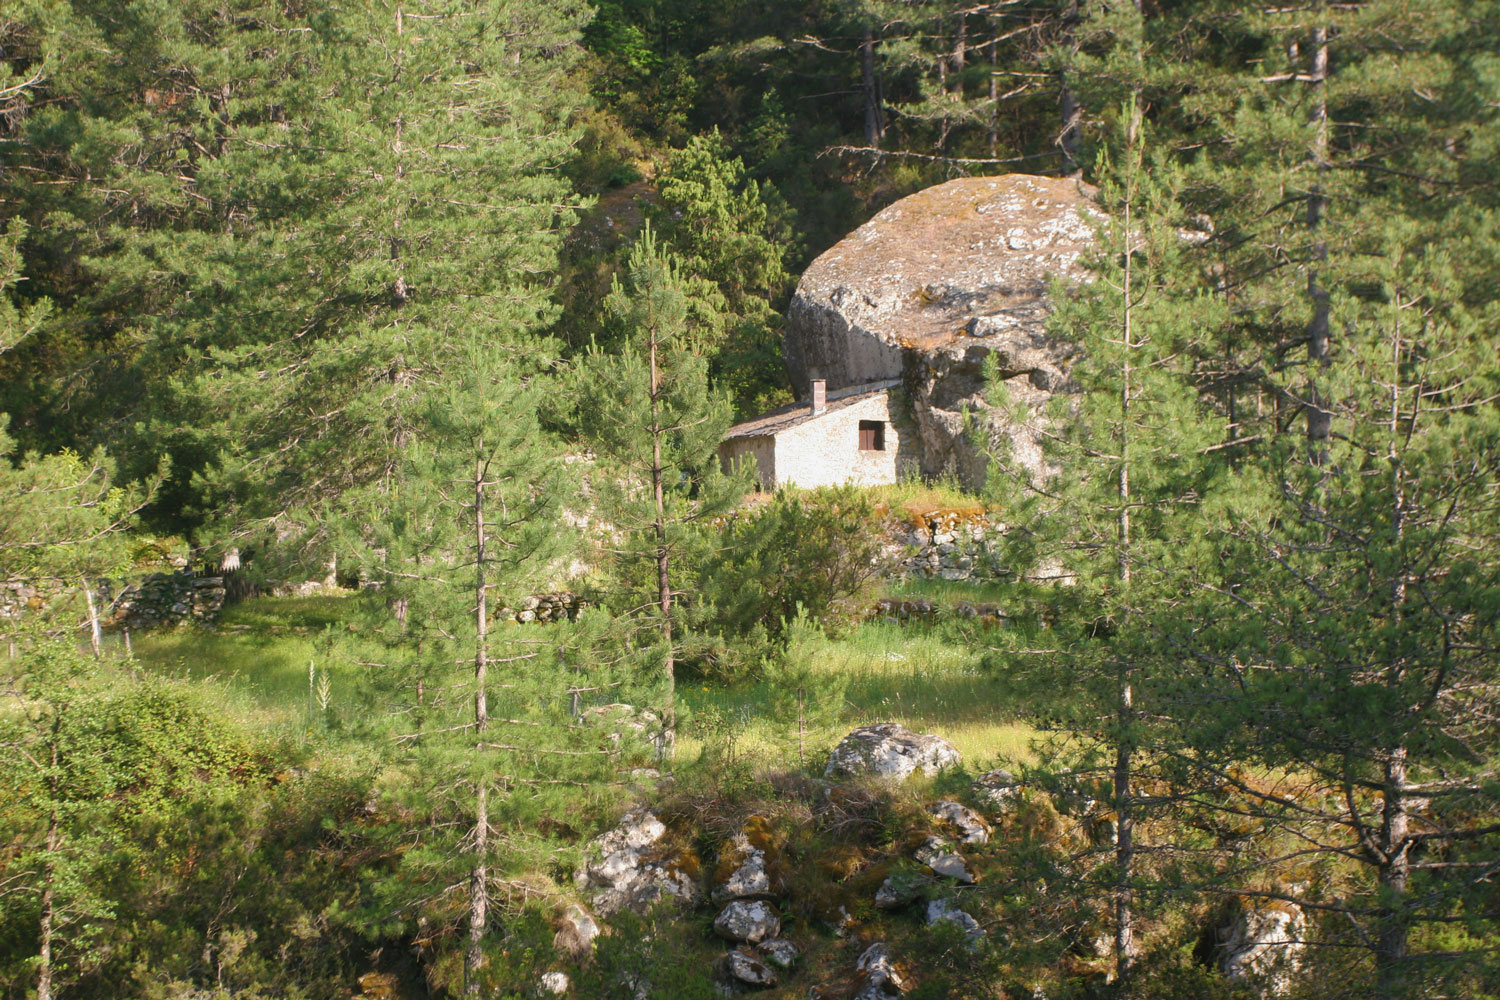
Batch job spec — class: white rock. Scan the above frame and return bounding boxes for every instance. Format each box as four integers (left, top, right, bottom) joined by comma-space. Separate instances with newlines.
713, 900, 781, 944
927, 898, 985, 949
720, 949, 778, 987
914, 837, 975, 884
824, 724, 961, 781
712, 832, 773, 903
853, 942, 906, 998
538, 971, 569, 995
874, 872, 922, 910
577, 809, 698, 917
758, 938, 797, 968
971, 769, 1020, 814
552, 903, 599, 958
590, 808, 665, 857
928, 800, 991, 844
1208, 900, 1306, 995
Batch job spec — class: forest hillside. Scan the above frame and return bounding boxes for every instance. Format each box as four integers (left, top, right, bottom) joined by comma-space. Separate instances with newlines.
2, 2, 1499, 999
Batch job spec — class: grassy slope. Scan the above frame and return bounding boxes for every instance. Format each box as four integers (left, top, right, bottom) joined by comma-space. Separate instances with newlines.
130, 594, 1034, 772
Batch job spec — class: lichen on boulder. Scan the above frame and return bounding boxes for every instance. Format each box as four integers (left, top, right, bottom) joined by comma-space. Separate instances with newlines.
784, 174, 1100, 492
824, 723, 960, 781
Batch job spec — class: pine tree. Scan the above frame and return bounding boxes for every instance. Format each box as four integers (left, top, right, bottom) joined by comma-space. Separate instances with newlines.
576, 225, 747, 746
983, 93, 1231, 985
334, 336, 627, 996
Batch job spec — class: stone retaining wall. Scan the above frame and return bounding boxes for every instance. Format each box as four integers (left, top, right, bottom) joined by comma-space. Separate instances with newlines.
1, 570, 227, 630
882, 509, 1007, 581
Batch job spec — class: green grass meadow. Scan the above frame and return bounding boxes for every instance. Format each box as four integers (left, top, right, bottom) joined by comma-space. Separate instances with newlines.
126, 593, 1036, 773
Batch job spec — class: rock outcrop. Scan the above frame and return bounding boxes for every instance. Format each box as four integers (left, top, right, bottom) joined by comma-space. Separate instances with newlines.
824, 724, 961, 781
1199, 898, 1307, 996
785, 174, 1099, 489
575, 809, 700, 917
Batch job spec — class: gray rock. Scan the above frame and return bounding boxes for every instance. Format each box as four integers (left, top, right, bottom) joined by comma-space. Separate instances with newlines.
853, 942, 907, 998
553, 903, 599, 959
972, 769, 1021, 814
712, 832, 774, 903
914, 837, 975, 884
927, 898, 985, 949
874, 872, 922, 910
783, 175, 1097, 490
719, 949, 778, 988
758, 938, 797, 969
1207, 900, 1306, 996
538, 970, 569, 995
928, 800, 991, 845
713, 900, 781, 944
825, 724, 960, 781
577, 809, 699, 917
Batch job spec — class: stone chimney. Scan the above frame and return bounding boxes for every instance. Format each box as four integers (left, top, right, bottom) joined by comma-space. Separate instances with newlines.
810, 378, 827, 416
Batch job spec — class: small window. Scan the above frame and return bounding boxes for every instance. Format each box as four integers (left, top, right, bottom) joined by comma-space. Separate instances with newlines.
858, 420, 885, 452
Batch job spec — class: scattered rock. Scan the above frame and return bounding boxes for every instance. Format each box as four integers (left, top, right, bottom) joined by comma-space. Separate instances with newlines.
914, 837, 975, 884
874, 870, 923, 910
552, 903, 599, 959
971, 769, 1021, 814
928, 800, 991, 845
718, 948, 778, 989
853, 942, 907, 998
758, 938, 797, 969
580, 704, 673, 756
926, 898, 985, 949
713, 900, 782, 944
712, 816, 781, 903
538, 970, 569, 995
824, 724, 960, 781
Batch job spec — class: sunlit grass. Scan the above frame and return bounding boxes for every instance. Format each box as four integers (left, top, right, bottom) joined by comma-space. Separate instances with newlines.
126, 593, 1037, 774
129, 594, 366, 731
678, 621, 1035, 772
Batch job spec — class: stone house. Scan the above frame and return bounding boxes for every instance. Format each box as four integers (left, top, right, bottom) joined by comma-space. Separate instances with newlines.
718, 378, 909, 490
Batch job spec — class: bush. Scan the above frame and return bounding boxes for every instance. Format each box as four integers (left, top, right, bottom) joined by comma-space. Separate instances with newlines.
689, 486, 883, 677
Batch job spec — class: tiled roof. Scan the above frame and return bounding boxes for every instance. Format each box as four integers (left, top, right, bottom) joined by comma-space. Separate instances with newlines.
723, 380, 899, 440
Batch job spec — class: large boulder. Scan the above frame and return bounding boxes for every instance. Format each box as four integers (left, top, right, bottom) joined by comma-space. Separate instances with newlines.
784, 174, 1099, 489
825, 723, 961, 781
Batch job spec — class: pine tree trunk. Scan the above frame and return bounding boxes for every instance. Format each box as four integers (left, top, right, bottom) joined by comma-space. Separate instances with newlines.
36, 730, 60, 1000
36, 809, 57, 1000
1305, 22, 1332, 463
988, 12, 999, 156
862, 27, 884, 147
1113, 145, 1137, 984
1375, 747, 1410, 997
950, 9, 966, 94
1059, 1, 1081, 175
466, 452, 489, 997
83, 582, 101, 658
648, 329, 675, 741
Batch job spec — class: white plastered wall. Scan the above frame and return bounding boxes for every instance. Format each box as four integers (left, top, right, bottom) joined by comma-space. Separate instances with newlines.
771, 393, 900, 489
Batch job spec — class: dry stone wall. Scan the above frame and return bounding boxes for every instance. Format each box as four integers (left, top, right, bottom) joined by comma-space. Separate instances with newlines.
0, 570, 227, 629
881, 509, 1005, 582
